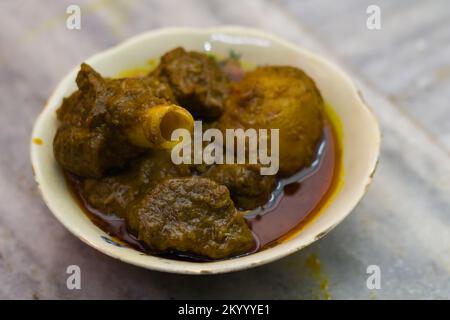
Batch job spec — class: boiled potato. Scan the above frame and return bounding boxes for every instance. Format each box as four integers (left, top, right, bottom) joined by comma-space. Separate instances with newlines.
218, 66, 324, 176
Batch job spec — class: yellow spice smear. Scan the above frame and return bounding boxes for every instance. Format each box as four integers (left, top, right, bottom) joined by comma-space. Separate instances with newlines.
32, 138, 43, 145
305, 253, 332, 300
115, 58, 158, 78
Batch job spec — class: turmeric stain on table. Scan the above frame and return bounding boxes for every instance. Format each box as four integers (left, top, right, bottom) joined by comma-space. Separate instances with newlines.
305, 253, 331, 300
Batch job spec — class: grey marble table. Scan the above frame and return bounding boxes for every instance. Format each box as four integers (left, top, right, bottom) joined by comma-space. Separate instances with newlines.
0, 0, 449, 299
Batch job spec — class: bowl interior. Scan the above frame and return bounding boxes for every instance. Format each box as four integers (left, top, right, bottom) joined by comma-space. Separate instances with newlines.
31, 27, 380, 274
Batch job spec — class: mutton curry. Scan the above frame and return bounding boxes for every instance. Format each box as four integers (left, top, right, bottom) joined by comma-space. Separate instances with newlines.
54, 47, 340, 261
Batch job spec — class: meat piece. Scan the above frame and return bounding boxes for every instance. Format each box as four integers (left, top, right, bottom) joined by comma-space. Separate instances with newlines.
132, 177, 255, 259
54, 124, 141, 178
54, 63, 193, 178
199, 164, 276, 210
152, 47, 229, 120
82, 150, 191, 220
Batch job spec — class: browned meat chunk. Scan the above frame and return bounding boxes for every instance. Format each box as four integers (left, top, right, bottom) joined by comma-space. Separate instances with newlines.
54, 63, 192, 178
199, 164, 276, 210
132, 177, 255, 259
82, 150, 191, 220
152, 47, 229, 120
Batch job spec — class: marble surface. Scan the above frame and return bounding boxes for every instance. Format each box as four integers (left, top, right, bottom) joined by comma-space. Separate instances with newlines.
0, 0, 449, 299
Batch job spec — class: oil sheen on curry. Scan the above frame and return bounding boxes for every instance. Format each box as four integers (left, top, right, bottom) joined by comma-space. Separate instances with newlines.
54, 47, 342, 261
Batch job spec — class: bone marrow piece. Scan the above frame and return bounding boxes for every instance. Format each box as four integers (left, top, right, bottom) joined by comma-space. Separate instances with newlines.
54, 63, 194, 177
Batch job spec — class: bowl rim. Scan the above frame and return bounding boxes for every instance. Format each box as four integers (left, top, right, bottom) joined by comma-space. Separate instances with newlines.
31, 26, 381, 274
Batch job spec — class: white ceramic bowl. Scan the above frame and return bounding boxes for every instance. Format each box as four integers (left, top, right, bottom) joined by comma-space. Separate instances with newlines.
31, 26, 380, 274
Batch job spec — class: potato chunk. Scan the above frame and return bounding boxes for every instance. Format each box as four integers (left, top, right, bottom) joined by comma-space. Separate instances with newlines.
219, 66, 324, 176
